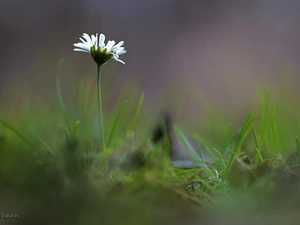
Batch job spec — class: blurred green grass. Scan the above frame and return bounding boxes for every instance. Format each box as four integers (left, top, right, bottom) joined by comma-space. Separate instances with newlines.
1, 69, 300, 225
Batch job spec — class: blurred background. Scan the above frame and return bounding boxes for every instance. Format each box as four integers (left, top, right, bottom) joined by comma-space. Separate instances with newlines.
1, 0, 300, 121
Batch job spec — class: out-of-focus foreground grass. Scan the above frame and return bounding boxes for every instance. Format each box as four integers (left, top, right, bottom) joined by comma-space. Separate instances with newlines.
1, 73, 300, 225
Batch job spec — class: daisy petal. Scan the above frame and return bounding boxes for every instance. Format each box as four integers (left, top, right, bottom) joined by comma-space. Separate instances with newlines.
79, 37, 89, 44
82, 33, 92, 44
115, 49, 126, 55
113, 56, 125, 64
74, 48, 90, 52
99, 34, 105, 44
113, 41, 124, 49
106, 40, 115, 52
74, 43, 91, 51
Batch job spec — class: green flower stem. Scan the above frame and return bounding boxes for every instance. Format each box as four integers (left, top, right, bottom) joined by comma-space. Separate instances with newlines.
97, 64, 106, 151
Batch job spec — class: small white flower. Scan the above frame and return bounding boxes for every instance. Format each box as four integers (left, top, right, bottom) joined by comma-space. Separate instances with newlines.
74, 33, 126, 65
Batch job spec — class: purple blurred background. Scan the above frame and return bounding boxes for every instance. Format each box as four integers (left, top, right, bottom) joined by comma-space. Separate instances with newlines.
1, 0, 300, 119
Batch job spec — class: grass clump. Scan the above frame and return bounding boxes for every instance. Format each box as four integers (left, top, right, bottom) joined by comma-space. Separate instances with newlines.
1, 58, 300, 225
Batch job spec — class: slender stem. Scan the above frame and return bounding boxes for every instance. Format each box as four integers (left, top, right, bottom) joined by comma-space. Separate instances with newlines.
97, 64, 106, 151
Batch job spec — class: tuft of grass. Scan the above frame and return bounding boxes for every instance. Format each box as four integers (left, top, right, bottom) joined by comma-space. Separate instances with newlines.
2, 71, 300, 225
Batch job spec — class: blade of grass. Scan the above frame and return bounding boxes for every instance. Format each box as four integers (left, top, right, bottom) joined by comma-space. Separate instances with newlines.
71, 120, 81, 139
224, 111, 255, 176
56, 59, 72, 135
252, 126, 264, 163
212, 148, 227, 170
270, 104, 279, 153
60, 124, 69, 144
126, 91, 144, 133
0, 118, 34, 147
192, 134, 212, 149
107, 100, 127, 148
259, 89, 270, 153
37, 137, 56, 156
191, 174, 214, 190
173, 125, 213, 175
173, 125, 201, 162
153, 114, 172, 153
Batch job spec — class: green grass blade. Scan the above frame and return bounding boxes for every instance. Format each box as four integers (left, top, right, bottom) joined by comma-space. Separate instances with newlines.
212, 148, 227, 170
173, 125, 213, 174
259, 90, 270, 153
37, 137, 56, 156
173, 125, 200, 161
252, 126, 264, 163
60, 124, 69, 144
192, 134, 217, 160
252, 126, 259, 150
225, 111, 255, 176
127, 91, 144, 132
270, 104, 279, 153
107, 100, 127, 148
71, 120, 81, 139
56, 59, 72, 135
0, 118, 34, 147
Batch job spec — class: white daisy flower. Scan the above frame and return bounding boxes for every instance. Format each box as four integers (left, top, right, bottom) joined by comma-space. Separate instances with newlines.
74, 33, 126, 65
